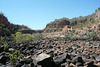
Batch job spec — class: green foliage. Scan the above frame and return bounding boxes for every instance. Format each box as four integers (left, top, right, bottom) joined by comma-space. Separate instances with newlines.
33, 33, 43, 41
72, 20, 99, 29
0, 37, 6, 44
4, 41, 8, 51
6, 50, 24, 65
6, 50, 24, 61
0, 13, 31, 36
78, 32, 86, 39
64, 31, 97, 40
78, 31, 97, 40
0, 12, 4, 16
72, 21, 89, 29
0, 37, 9, 51
86, 31, 97, 40
12, 32, 35, 43
18, 54, 24, 59
36, 33, 43, 40
98, 7, 100, 10
65, 32, 75, 40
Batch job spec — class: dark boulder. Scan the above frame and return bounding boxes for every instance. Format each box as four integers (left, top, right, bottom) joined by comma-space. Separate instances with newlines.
53, 54, 68, 67
25, 57, 33, 64
0, 55, 9, 64
0, 46, 4, 53
33, 53, 56, 67
96, 55, 100, 62
72, 56, 84, 65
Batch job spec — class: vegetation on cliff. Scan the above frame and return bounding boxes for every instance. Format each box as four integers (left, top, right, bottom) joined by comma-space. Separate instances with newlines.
44, 7, 100, 32
0, 13, 31, 36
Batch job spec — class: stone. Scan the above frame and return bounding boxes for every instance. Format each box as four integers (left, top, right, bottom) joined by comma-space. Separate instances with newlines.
25, 57, 33, 64
0, 46, 4, 52
48, 45, 53, 48
72, 56, 83, 64
53, 54, 67, 67
96, 23, 100, 32
30, 62, 34, 67
22, 64, 29, 67
66, 54, 71, 59
76, 62, 84, 67
0, 65, 6, 67
44, 50, 54, 57
90, 55, 95, 60
60, 63, 66, 67
69, 63, 76, 67
0, 55, 9, 64
85, 61, 94, 67
95, 62, 100, 67
96, 55, 100, 61
16, 62, 23, 67
33, 53, 56, 67
8, 48, 14, 52
62, 25, 72, 33
35, 53, 50, 62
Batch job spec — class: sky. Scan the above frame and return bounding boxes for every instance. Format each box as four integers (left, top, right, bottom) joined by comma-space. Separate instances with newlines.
0, 0, 100, 30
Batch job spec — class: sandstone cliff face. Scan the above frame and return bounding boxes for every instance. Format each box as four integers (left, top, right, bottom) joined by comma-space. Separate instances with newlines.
70, 18, 88, 26
44, 18, 89, 33
46, 19, 70, 28
44, 18, 70, 33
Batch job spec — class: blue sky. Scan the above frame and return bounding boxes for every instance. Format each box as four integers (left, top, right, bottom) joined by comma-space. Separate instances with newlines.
0, 0, 100, 30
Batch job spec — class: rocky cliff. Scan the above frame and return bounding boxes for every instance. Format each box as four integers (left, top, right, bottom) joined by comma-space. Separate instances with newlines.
44, 18, 70, 33
0, 13, 30, 36
44, 8, 100, 33
0, 14, 12, 36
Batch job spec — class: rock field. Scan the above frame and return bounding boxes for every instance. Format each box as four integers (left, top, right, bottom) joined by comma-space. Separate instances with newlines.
0, 37, 100, 67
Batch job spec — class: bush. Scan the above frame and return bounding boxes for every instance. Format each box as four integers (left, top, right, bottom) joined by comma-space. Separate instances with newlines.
86, 31, 97, 40
64, 31, 97, 40
35, 33, 43, 41
12, 32, 35, 43
77, 31, 97, 40
98, 7, 100, 11
65, 32, 75, 40
4, 41, 8, 51
6, 50, 24, 66
0, 37, 6, 44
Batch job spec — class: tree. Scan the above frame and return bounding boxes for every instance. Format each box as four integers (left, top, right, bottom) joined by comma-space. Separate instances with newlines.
0, 12, 4, 16
79, 16, 83, 19
98, 7, 100, 11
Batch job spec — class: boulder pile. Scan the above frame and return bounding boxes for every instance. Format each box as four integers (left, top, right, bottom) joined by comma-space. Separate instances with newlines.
0, 38, 100, 67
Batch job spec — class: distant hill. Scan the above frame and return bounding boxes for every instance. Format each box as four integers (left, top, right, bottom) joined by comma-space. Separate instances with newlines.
43, 18, 70, 32
0, 13, 31, 36
44, 7, 100, 33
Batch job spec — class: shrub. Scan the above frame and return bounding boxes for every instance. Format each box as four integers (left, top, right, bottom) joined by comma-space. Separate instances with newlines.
0, 12, 4, 16
72, 21, 89, 29
0, 37, 6, 44
86, 31, 97, 40
98, 7, 100, 11
64, 31, 97, 40
32, 33, 43, 41
4, 41, 8, 51
65, 32, 75, 40
6, 50, 24, 66
12, 32, 35, 43
35, 33, 43, 41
